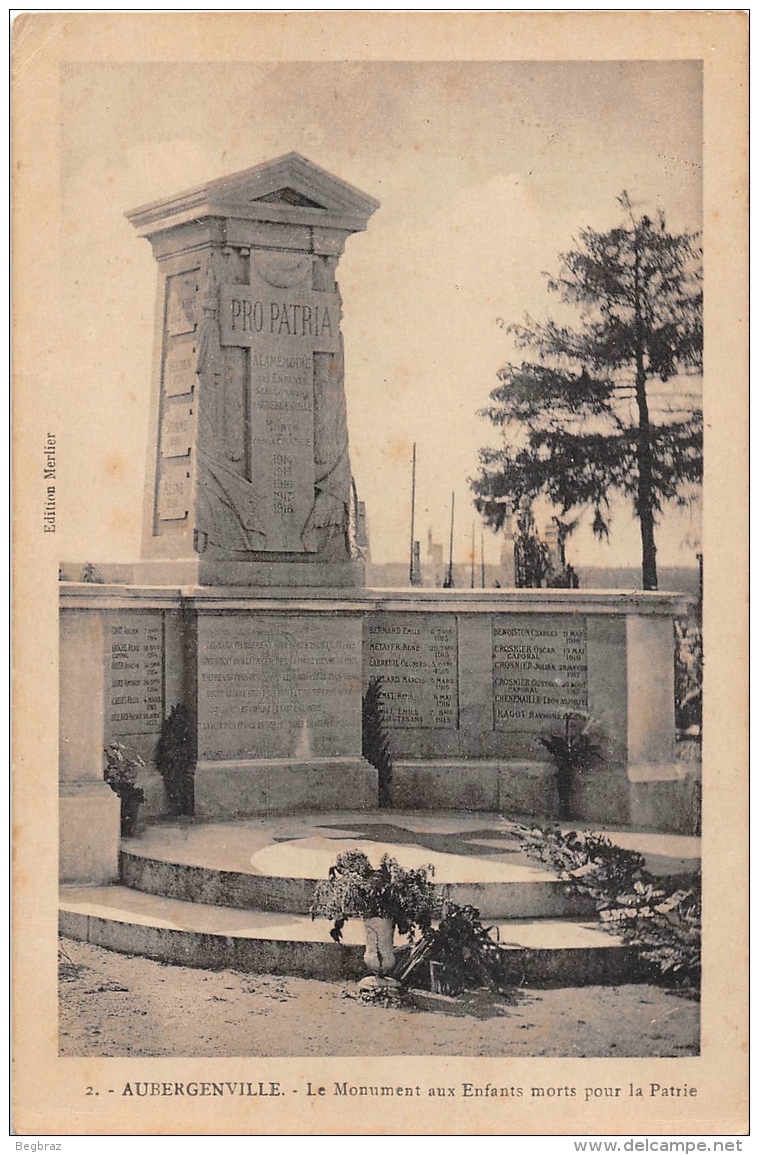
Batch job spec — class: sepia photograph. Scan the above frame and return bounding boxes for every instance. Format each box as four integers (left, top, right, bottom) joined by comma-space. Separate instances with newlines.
12, 12, 747, 1137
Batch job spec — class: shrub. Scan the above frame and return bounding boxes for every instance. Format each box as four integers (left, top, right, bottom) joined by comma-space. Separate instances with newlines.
156, 703, 193, 815
104, 741, 146, 836
362, 677, 393, 808
517, 824, 701, 993
675, 617, 702, 735
399, 902, 512, 995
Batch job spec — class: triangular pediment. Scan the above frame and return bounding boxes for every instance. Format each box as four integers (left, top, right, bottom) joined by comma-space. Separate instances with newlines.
209, 153, 379, 216
251, 186, 326, 209
127, 152, 380, 236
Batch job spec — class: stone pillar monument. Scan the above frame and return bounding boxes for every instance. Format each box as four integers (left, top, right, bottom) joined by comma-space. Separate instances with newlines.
127, 153, 379, 588
544, 520, 561, 574
59, 155, 697, 892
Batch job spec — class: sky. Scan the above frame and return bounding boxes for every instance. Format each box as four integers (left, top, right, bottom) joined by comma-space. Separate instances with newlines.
57, 59, 703, 571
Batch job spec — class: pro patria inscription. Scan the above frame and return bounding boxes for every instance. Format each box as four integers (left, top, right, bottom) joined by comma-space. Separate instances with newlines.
219, 267, 340, 552
220, 285, 338, 348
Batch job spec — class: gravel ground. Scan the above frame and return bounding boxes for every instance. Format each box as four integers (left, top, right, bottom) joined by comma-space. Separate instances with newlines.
59, 938, 699, 1058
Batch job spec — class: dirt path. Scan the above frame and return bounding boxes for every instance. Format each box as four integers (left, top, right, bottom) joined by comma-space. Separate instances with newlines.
59, 938, 699, 1059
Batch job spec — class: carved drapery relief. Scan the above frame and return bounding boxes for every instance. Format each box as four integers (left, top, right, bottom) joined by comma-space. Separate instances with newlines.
252, 250, 313, 290
194, 247, 356, 559
195, 258, 267, 553
304, 328, 352, 554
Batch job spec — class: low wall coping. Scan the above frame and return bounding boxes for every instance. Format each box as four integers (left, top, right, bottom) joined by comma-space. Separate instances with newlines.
59, 582, 693, 617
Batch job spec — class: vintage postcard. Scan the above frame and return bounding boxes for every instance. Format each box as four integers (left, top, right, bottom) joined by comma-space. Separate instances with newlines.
12, 12, 748, 1137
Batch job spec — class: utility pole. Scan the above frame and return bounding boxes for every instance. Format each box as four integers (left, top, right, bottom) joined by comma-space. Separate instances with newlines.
481, 532, 486, 588
444, 491, 455, 588
408, 442, 416, 587
470, 522, 475, 588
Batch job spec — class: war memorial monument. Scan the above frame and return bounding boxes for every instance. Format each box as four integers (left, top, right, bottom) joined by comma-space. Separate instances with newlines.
58, 155, 698, 979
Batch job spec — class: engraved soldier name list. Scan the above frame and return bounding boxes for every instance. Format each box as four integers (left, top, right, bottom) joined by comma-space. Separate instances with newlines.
105, 615, 164, 738
493, 614, 588, 729
364, 613, 588, 734
365, 615, 458, 728
157, 268, 199, 523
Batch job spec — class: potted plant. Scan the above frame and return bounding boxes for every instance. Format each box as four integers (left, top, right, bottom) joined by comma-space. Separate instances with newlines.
538, 711, 602, 819
104, 741, 146, 837
310, 850, 436, 978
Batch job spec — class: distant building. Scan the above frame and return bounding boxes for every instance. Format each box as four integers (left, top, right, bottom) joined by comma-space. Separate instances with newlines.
352, 480, 370, 561
423, 527, 445, 587
411, 541, 423, 586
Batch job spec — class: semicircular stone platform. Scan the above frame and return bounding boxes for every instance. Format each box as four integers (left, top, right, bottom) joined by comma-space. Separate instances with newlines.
59, 811, 700, 986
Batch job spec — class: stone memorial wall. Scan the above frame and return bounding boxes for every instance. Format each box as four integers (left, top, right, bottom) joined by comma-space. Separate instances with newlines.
492, 614, 588, 730
364, 613, 458, 728
197, 613, 360, 762
104, 614, 164, 739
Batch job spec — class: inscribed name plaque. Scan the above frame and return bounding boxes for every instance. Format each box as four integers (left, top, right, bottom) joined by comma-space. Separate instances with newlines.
197, 615, 360, 761
492, 614, 588, 730
364, 614, 458, 728
157, 469, 191, 521
105, 615, 164, 738
166, 271, 199, 336
219, 267, 340, 552
160, 401, 194, 459
163, 337, 197, 398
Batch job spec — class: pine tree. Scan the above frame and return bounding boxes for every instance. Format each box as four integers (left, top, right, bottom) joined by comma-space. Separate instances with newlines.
472, 194, 703, 589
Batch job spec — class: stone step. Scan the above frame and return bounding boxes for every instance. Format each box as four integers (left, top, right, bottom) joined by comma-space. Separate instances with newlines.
118, 811, 598, 920
59, 885, 639, 987
119, 849, 593, 920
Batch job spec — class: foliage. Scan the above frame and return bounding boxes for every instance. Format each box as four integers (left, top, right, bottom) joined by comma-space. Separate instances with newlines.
343, 983, 413, 1010
675, 617, 702, 735
103, 741, 145, 803
81, 563, 105, 583
538, 713, 602, 775
513, 502, 550, 587
517, 824, 701, 993
537, 712, 603, 817
472, 193, 703, 590
545, 516, 580, 588
310, 850, 436, 943
156, 703, 194, 816
58, 943, 81, 982
398, 902, 512, 996
362, 677, 393, 808
545, 564, 579, 590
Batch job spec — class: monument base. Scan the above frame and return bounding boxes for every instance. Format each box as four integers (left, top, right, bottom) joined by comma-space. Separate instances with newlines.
193, 758, 378, 819
628, 763, 702, 835
59, 781, 121, 884
389, 759, 559, 815
568, 763, 631, 826
133, 557, 365, 589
